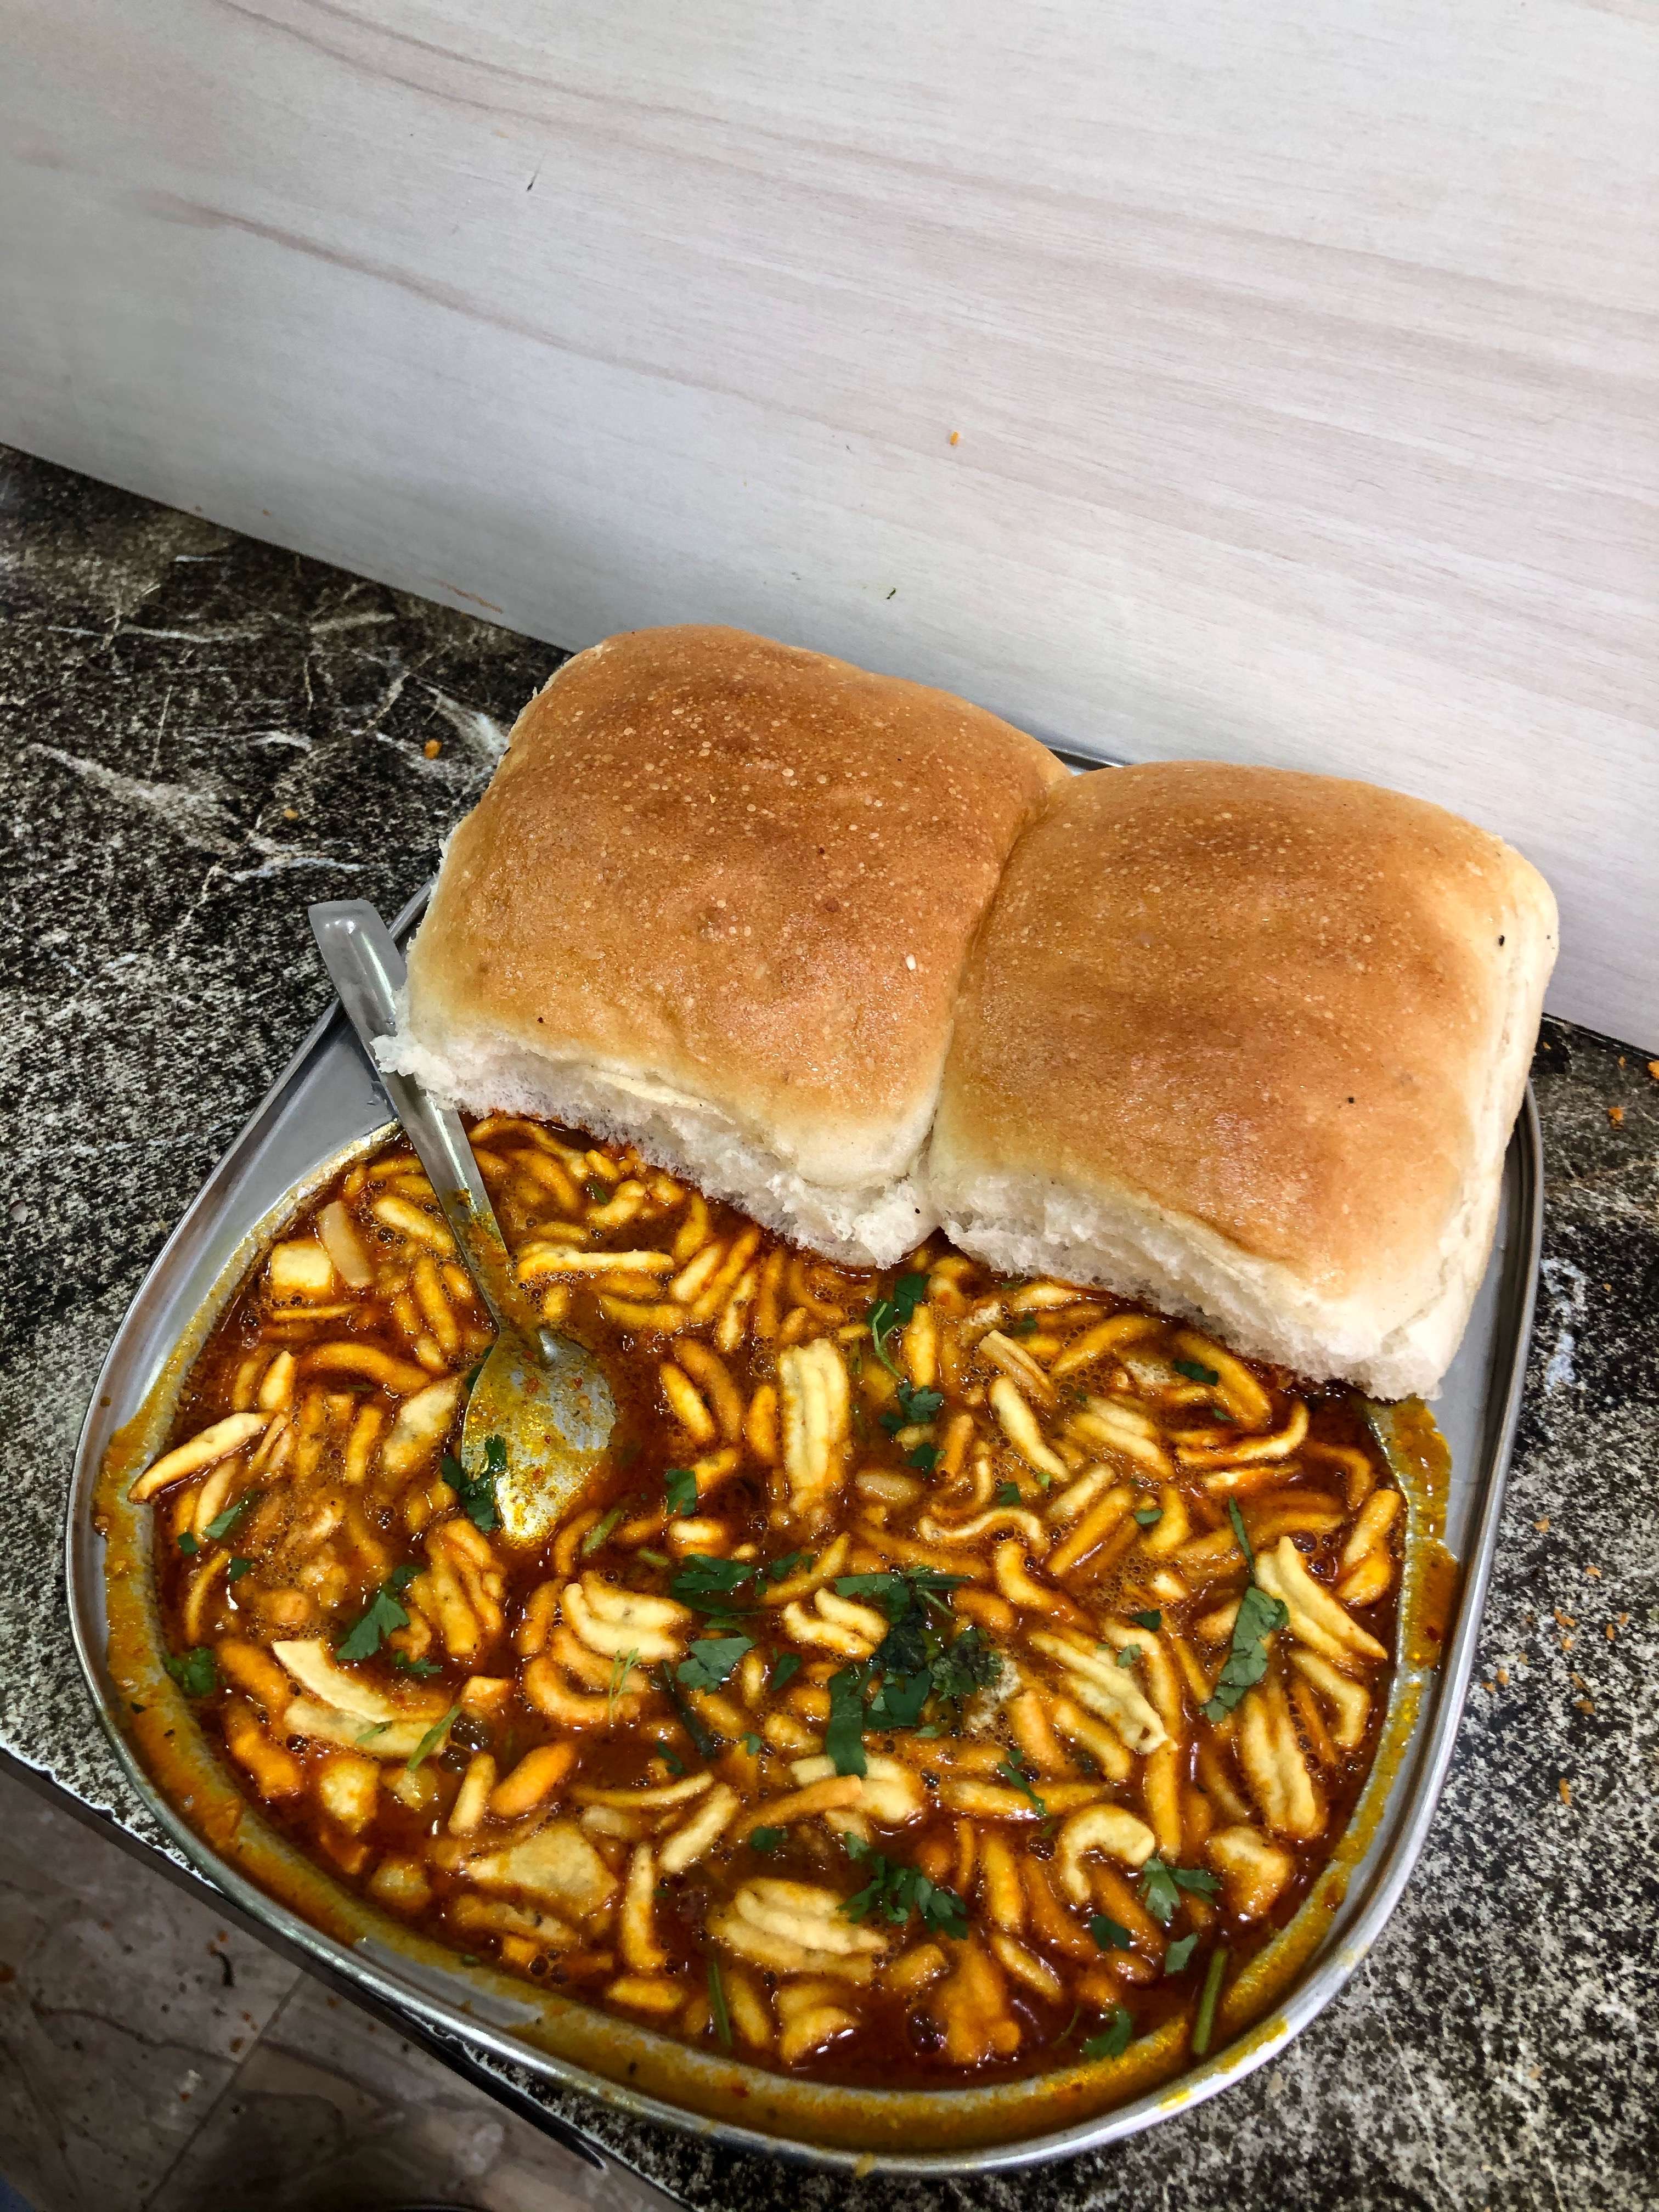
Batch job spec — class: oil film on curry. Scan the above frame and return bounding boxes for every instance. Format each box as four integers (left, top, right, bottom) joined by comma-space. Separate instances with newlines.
98, 628, 1557, 2130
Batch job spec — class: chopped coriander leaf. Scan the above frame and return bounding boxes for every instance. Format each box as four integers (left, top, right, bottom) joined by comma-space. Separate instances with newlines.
842, 1836, 968, 1938
1082, 2006, 1134, 2061
1132, 1504, 1162, 1528
770, 1651, 803, 1692
1138, 1856, 1180, 1927
740, 1732, 763, 1756
163, 1646, 218, 1698
866, 1666, 930, 1730
749, 1826, 784, 1854
635, 1548, 669, 1567
583, 1176, 609, 1203
392, 1650, 442, 1678
608, 1646, 641, 1720
1115, 1643, 1143, 1669
995, 1481, 1022, 1508
835, 1567, 965, 1619
761, 1549, 812, 1584
655, 1663, 719, 1758
905, 1442, 940, 1471
405, 1702, 461, 1773
825, 1664, 869, 1777
1192, 1944, 1229, 2056
1131, 1609, 1163, 1631
1201, 1583, 1289, 1720
1138, 1856, 1222, 1926
580, 1503, 627, 1557
226, 1556, 253, 1583
996, 1752, 1046, 1815
1089, 1914, 1133, 1951
1173, 1358, 1221, 1386
1164, 1932, 1199, 1975
879, 1380, 944, 1435
661, 1748, 685, 1776
1008, 1313, 1039, 1335
868, 1272, 930, 1376
664, 1466, 698, 1517
202, 1493, 256, 1542
676, 1634, 753, 1691
177, 1531, 200, 1555
669, 1554, 758, 1610
442, 1436, 503, 1534
1171, 1865, 1222, 1897
336, 1564, 419, 1662
707, 1957, 732, 2049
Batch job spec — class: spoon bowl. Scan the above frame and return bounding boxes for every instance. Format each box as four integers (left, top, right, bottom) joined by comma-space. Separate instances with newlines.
309, 899, 616, 1545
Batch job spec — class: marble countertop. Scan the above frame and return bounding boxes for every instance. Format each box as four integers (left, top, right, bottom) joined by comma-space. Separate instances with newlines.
3, 443, 1654, 2211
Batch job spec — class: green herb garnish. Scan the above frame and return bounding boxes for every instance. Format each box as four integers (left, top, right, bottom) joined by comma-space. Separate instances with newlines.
825, 1664, 869, 1778
995, 1481, 1023, 1508
1115, 1643, 1143, 1670
879, 1380, 945, 1436
336, 1564, 419, 1662
226, 1556, 253, 1583
163, 1647, 218, 1698
676, 1634, 753, 1691
635, 1548, 669, 1567
442, 1437, 503, 1534
1082, 2007, 1134, 2061
392, 1650, 442, 1678
842, 1836, 968, 1938
1138, 1857, 1222, 1927
1131, 1609, 1162, 1631
1201, 1584, 1289, 1720
996, 1752, 1046, 1814
203, 1493, 257, 1542
868, 1272, 930, 1378
177, 1531, 200, 1555
707, 1956, 732, 2048
1089, 1914, 1133, 1951
1174, 1358, 1221, 1386
608, 1646, 641, 1719
656, 1663, 718, 1758
740, 1732, 763, 1756
749, 1826, 785, 1853
580, 1503, 627, 1557
664, 1466, 698, 1517
1198, 1499, 1288, 1722
771, 1651, 803, 1692
1132, 1504, 1162, 1528
1164, 1932, 1200, 1975
405, 1702, 461, 1773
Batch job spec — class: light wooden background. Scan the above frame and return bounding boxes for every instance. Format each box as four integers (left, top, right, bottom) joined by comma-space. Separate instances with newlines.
3, 2, 1655, 1042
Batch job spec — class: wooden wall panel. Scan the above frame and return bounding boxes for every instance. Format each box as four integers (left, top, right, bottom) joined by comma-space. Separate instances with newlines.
3, 1, 1655, 1039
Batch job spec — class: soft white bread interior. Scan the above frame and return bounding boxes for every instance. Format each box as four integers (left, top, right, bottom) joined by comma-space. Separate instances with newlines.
381, 625, 1064, 1265
927, 762, 1556, 1398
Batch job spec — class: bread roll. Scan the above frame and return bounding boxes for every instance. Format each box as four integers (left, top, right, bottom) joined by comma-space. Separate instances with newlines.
927, 763, 1556, 1397
382, 625, 1064, 1264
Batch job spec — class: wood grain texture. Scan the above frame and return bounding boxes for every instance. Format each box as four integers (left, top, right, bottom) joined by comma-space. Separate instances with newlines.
2, 1, 1655, 1041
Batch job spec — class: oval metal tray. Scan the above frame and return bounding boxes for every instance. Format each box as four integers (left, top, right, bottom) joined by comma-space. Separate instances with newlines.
63, 888, 1543, 2175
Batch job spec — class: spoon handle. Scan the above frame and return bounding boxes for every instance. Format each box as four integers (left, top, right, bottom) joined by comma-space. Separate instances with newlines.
308, 899, 528, 1342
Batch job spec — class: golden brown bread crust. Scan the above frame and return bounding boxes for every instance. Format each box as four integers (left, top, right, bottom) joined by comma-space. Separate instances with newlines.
928, 761, 1557, 1393
403, 625, 1063, 1216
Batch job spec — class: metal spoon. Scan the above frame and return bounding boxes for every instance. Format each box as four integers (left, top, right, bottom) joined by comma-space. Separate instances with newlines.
309, 899, 616, 1545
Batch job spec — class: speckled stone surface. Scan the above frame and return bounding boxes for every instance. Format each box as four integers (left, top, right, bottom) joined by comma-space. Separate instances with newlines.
3, 443, 1656, 2210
